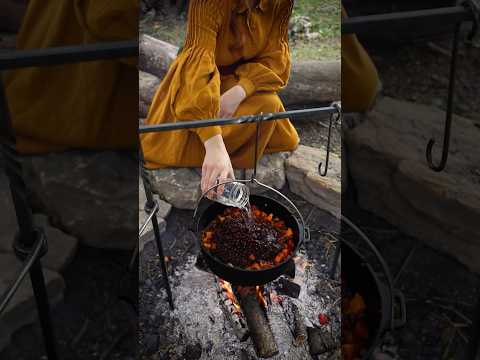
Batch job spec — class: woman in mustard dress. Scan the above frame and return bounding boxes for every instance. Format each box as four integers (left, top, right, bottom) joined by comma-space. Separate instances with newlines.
341, 5, 381, 112
141, 0, 300, 193
2, 0, 138, 153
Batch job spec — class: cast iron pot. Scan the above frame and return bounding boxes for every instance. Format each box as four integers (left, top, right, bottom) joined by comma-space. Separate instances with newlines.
342, 239, 406, 359
195, 193, 307, 286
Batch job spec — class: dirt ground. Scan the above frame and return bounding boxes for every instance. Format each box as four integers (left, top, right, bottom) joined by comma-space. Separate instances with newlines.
1, 247, 138, 360
367, 26, 479, 123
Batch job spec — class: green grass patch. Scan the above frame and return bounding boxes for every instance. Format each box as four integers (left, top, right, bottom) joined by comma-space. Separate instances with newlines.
291, 0, 340, 60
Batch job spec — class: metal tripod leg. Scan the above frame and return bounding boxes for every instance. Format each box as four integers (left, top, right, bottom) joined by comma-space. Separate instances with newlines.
139, 144, 174, 310
30, 260, 58, 359
0, 76, 58, 359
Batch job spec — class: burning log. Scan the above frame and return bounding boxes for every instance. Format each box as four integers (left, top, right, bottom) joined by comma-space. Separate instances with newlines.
307, 327, 338, 356
237, 286, 279, 359
215, 279, 249, 342
291, 303, 308, 346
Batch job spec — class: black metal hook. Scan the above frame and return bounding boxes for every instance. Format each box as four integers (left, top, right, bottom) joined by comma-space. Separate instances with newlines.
426, 23, 461, 172
319, 102, 341, 176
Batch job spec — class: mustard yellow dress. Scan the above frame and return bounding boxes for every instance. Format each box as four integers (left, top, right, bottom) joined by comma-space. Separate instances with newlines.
341, 6, 380, 113
141, 0, 299, 169
4, 0, 138, 154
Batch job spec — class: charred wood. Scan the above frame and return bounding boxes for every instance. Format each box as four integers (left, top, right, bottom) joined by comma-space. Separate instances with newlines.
237, 286, 279, 358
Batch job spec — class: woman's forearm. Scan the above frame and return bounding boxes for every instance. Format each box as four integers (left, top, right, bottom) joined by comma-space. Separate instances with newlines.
204, 134, 227, 152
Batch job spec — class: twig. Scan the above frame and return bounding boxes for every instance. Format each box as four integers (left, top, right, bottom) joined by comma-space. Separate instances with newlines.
426, 301, 473, 325
393, 242, 419, 285
428, 42, 452, 58
71, 318, 90, 347
431, 296, 474, 308
442, 326, 456, 360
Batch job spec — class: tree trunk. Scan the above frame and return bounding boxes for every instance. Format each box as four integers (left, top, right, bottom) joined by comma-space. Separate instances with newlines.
139, 34, 178, 80
138, 35, 340, 114
280, 60, 340, 106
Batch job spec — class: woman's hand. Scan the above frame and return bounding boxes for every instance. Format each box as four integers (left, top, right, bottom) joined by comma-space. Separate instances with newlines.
202, 134, 235, 194
219, 85, 247, 118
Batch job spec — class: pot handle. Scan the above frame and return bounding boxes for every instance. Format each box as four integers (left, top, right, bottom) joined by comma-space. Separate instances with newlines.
392, 289, 407, 329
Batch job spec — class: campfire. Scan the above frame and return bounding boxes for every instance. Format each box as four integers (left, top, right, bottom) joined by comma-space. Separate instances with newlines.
218, 279, 268, 313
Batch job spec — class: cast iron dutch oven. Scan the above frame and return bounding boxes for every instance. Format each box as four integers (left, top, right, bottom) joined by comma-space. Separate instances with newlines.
341, 216, 407, 359
193, 180, 308, 286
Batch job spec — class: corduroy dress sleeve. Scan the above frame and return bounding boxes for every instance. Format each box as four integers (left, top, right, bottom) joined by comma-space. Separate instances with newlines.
234, 0, 293, 97
168, 0, 225, 143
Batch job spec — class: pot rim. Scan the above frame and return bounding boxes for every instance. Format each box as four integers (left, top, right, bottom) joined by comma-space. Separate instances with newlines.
195, 194, 304, 274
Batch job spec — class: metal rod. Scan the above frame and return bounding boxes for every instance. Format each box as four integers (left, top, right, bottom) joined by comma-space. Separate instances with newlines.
342, 5, 473, 35
0, 79, 35, 246
319, 113, 334, 177
139, 107, 338, 133
29, 260, 59, 360
0, 233, 44, 314
139, 144, 174, 310
0, 40, 138, 70
253, 120, 260, 179
0, 76, 58, 358
139, 201, 159, 237
426, 23, 461, 171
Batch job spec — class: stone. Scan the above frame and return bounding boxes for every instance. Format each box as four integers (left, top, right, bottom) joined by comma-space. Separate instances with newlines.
139, 179, 170, 237
20, 151, 138, 250
285, 145, 341, 217
245, 152, 288, 191
146, 168, 201, 210
344, 97, 480, 274
145, 154, 288, 210
289, 16, 313, 41
139, 178, 172, 218
33, 214, 79, 272
0, 254, 65, 352
0, 167, 78, 272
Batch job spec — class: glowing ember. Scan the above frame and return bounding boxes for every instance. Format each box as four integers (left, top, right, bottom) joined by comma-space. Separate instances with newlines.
270, 292, 283, 304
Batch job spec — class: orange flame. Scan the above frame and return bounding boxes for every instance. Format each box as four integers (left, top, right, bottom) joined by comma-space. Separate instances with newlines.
256, 286, 267, 309
219, 279, 242, 314
219, 280, 268, 312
